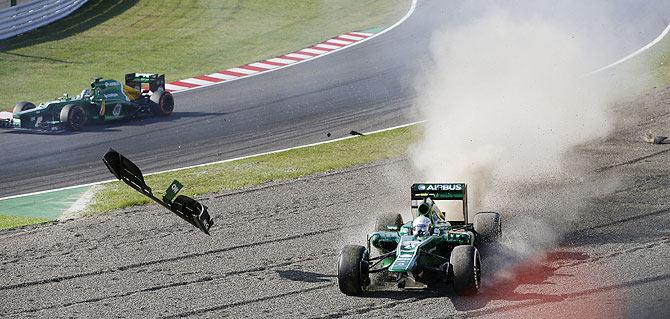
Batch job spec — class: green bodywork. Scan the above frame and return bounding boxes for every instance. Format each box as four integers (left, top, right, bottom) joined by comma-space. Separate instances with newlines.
369, 220, 473, 274
4, 74, 166, 132
367, 183, 475, 283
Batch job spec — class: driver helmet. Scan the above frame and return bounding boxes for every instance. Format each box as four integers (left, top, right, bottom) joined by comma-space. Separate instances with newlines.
412, 215, 432, 236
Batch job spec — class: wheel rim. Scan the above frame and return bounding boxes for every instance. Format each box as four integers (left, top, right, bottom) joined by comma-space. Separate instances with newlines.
360, 252, 369, 291
71, 107, 84, 129
473, 251, 481, 289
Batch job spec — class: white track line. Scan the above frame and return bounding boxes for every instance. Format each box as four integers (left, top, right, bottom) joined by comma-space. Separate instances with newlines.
0, 0, 420, 202
589, 22, 670, 75
163, 0, 418, 95
0, 120, 425, 202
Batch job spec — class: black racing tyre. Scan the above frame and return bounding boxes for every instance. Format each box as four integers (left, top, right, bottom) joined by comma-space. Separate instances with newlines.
150, 91, 174, 116
59, 104, 86, 131
337, 245, 370, 296
373, 213, 403, 232
450, 245, 481, 296
473, 212, 501, 247
13, 101, 35, 114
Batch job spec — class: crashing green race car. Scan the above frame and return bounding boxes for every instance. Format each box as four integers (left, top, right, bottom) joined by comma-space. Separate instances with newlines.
337, 183, 502, 296
0, 73, 174, 132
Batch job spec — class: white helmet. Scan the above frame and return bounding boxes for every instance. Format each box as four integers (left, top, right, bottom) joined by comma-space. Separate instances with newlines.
412, 216, 431, 236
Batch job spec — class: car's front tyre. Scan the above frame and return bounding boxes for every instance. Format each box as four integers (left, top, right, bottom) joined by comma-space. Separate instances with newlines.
13, 101, 35, 114
450, 245, 481, 296
60, 104, 86, 131
337, 245, 370, 296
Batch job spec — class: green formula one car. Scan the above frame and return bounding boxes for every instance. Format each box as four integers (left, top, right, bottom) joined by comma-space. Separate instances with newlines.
0, 73, 174, 132
337, 183, 502, 296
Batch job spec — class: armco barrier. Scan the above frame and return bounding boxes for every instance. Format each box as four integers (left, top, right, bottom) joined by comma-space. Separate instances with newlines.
0, 0, 89, 40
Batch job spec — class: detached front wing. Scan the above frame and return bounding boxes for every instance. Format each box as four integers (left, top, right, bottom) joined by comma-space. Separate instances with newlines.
102, 148, 214, 234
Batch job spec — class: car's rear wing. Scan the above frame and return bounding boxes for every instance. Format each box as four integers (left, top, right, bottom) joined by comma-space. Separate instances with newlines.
411, 183, 467, 200
411, 183, 468, 224
103, 149, 213, 234
124, 73, 165, 92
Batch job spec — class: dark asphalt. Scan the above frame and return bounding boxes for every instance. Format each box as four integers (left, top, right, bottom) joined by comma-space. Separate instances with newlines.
1, 0, 669, 197
1, 87, 669, 318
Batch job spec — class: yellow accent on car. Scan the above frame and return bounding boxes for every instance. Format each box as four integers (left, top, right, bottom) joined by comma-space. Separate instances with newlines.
123, 85, 141, 101
99, 99, 106, 116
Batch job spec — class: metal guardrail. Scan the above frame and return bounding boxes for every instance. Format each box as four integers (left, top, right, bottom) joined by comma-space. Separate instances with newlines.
0, 0, 89, 40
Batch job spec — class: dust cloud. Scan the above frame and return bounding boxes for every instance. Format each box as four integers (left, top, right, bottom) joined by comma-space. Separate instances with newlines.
410, 6, 653, 259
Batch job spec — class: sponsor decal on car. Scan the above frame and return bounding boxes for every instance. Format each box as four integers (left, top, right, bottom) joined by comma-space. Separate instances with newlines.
112, 104, 122, 116
417, 184, 463, 191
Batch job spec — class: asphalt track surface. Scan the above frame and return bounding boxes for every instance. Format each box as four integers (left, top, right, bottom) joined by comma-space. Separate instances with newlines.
1, 87, 670, 318
2, 0, 669, 198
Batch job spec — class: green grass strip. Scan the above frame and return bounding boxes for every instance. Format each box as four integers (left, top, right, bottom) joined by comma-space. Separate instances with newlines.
0, 0, 409, 110
88, 126, 419, 214
0, 215, 50, 230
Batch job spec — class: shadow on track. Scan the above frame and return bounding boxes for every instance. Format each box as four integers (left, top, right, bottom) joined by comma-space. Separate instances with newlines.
0, 111, 225, 135
276, 269, 335, 283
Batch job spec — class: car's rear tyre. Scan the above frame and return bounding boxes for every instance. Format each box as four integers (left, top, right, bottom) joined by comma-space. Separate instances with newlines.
337, 245, 370, 296
13, 101, 35, 114
150, 91, 174, 116
374, 213, 403, 232
59, 104, 86, 131
473, 212, 501, 247
450, 245, 481, 296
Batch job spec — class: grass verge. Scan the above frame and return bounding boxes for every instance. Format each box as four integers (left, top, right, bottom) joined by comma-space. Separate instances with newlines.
0, 0, 409, 110
0, 215, 50, 230
87, 125, 419, 214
